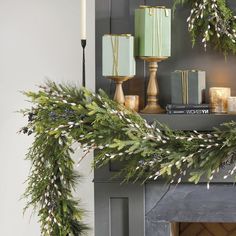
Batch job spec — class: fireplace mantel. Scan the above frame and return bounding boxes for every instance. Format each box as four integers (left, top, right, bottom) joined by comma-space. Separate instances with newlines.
95, 169, 236, 236
94, 114, 236, 236
146, 183, 236, 235
95, 0, 236, 234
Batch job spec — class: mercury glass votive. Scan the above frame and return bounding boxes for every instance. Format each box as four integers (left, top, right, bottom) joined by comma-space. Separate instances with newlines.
124, 95, 139, 112
228, 97, 236, 114
209, 87, 231, 113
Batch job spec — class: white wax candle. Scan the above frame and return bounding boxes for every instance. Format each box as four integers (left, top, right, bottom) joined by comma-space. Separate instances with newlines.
80, 0, 86, 40
228, 97, 236, 114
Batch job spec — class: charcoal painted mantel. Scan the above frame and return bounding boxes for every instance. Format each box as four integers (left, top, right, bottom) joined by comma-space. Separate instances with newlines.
95, 0, 236, 236
95, 159, 236, 236
145, 184, 236, 236
94, 115, 236, 236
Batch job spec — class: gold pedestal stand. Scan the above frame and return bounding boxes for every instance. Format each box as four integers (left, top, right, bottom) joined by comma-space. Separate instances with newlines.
108, 76, 132, 104
141, 57, 167, 114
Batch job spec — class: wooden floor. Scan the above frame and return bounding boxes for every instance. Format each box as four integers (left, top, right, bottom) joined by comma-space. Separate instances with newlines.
179, 223, 236, 236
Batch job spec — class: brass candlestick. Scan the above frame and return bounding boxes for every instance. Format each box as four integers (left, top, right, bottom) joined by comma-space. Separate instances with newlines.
108, 76, 132, 104
141, 57, 167, 114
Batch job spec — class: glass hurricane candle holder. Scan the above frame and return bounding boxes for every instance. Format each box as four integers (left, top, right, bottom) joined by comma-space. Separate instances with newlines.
209, 87, 231, 113
124, 95, 139, 112
228, 97, 236, 114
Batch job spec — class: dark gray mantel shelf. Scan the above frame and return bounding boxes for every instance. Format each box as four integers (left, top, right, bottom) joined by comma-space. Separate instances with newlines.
141, 114, 236, 131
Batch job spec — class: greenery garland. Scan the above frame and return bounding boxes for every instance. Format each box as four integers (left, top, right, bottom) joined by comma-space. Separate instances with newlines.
174, 0, 236, 54
21, 81, 236, 235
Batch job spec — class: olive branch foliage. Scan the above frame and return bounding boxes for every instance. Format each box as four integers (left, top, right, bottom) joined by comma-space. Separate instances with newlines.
174, 0, 236, 55
21, 81, 236, 235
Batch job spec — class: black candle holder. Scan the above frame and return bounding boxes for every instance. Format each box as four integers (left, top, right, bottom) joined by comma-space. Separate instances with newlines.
81, 39, 87, 87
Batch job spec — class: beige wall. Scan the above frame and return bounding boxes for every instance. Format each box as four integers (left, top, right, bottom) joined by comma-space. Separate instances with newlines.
0, 0, 95, 235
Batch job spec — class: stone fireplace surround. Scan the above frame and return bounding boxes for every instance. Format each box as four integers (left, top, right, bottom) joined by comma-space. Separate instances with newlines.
95, 168, 236, 236
94, 114, 236, 236
146, 183, 236, 236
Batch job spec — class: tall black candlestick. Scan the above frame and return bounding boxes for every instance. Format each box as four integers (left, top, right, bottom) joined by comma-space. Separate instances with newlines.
81, 39, 87, 87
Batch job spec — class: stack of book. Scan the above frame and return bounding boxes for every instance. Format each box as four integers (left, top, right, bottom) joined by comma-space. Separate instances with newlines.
166, 104, 211, 115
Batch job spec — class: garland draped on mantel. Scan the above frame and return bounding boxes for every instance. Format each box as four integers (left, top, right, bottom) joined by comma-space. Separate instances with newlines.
21, 81, 236, 235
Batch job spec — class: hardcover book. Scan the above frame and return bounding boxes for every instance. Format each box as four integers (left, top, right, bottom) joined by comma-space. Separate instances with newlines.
167, 109, 210, 115
166, 104, 210, 110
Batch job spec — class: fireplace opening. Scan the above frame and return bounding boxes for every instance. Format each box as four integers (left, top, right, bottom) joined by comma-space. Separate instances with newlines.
171, 222, 236, 236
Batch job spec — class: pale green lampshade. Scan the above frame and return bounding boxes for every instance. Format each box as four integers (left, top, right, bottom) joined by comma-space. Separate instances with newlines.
102, 34, 136, 77
135, 7, 171, 57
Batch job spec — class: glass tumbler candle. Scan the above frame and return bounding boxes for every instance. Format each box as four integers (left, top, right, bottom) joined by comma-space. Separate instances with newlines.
124, 95, 139, 112
228, 97, 236, 114
209, 87, 231, 113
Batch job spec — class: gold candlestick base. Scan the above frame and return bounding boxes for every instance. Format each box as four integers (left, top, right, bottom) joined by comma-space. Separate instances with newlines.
108, 76, 132, 104
140, 57, 168, 114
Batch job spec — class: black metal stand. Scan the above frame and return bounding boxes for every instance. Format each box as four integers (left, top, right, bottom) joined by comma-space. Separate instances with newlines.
81, 39, 87, 87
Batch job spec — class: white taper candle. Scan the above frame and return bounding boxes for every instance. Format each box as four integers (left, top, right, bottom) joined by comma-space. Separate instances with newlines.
80, 0, 86, 40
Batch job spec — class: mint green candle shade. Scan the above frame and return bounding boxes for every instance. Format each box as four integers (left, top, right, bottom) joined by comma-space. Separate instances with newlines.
102, 34, 136, 77
135, 7, 171, 58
